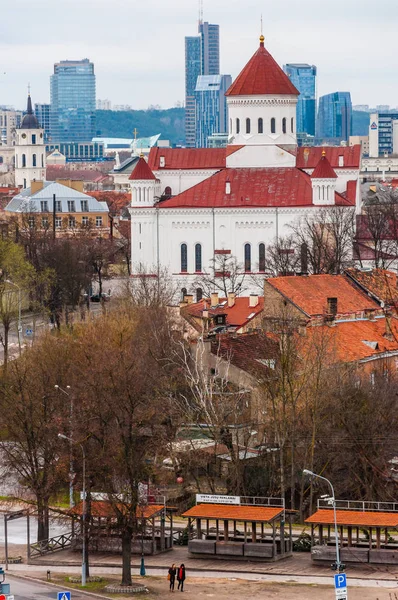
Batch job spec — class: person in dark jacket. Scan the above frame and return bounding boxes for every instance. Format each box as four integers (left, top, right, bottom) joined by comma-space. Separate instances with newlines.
177, 563, 186, 592
168, 563, 177, 592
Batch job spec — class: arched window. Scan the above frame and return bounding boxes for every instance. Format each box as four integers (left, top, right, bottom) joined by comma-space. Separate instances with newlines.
196, 288, 203, 302
236, 118, 240, 134
41, 154, 44, 167
32, 154, 36, 167
23, 178, 27, 189
164, 186, 172, 198
258, 118, 263, 134
291, 117, 294, 133
271, 118, 276, 134
244, 243, 251, 272
195, 243, 202, 272
181, 243, 188, 273
282, 118, 287, 134
246, 118, 251, 134
181, 287, 187, 301
259, 243, 266, 272
22, 154, 26, 167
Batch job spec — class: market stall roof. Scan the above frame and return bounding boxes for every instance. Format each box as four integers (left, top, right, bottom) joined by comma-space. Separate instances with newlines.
70, 501, 165, 520
182, 503, 283, 523
306, 509, 398, 528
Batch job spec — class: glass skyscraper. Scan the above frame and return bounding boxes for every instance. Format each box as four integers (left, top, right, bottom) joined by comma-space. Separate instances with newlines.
317, 92, 352, 142
195, 74, 232, 148
185, 22, 220, 147
283, 64, 316, 139
34, 103, 51, 142
50, 59, 96, 143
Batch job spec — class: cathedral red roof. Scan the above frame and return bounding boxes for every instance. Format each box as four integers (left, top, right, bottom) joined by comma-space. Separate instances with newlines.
311, 154, 338, 179
148, 147, 226, 171
129, 157, 157, 181
226, 37, 299, 97
157, 167, 352, 209
296, 146, 361, 169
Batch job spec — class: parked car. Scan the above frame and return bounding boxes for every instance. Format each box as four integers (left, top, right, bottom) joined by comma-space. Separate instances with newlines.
90, 293, 110, 303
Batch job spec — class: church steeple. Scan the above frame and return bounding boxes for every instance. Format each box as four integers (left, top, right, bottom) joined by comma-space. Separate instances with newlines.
21, 92, 39, 129
15, 90, 46, 188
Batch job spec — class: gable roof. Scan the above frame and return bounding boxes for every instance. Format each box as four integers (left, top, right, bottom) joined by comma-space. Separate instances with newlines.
157, 167, 352, 209
345, 268, 398, 307
311, 154, 338, 179
266, 274, 380, 317
296, 146, 361, 170
182, 503, 284, 523
5, 181, 108, 213
129, 156, 157, 181
211, 332, 279, 378
182, 296, 264, 331
306, 508, 398, 528
226, 38, 299, 97
148, 147, 226, 171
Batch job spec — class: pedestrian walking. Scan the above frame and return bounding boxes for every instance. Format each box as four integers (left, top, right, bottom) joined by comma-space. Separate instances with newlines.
168, 563, 177, 592
177, 563, 186, 592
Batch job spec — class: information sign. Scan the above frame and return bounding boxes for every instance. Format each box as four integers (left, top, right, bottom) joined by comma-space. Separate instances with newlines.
196, 494, 240, 505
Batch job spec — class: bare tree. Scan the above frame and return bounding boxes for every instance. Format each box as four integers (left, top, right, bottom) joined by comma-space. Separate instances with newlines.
193, 254, 248, 298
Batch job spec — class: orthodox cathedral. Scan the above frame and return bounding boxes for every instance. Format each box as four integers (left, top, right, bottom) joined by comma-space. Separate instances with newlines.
129, 36, 361, 295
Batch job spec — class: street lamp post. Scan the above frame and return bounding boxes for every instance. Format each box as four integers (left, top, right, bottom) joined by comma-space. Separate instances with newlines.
303, 469, 342, 572
5, 279, 22, 352
55, 385, 74, 508
58, 433, 86, 586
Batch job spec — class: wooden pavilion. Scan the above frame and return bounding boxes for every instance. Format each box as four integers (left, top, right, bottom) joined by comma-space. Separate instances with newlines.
306, 500, 398, 565
70, 499, 174, 555
182, 495, 292, 562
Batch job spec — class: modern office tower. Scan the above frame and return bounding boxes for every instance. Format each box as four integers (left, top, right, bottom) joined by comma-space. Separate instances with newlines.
283, 64, 316, 140
317, 92, 352, 142
368, 112, 398, 157
185, 21, 220, 147
194, 74, 232, 148
34, 103, 51, 141
0, 108, 22, 146
50, 59, 96, 143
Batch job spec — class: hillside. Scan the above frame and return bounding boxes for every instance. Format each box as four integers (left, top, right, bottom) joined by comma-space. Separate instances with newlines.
96, 108, 185, 147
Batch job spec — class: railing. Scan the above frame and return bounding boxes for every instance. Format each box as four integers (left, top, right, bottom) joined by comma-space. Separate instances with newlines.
317, 499, 398, 512
29, 531, 74, 557
240, 496, 285, 508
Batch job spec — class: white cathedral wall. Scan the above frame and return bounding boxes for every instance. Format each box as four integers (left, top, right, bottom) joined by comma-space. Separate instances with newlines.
226, 145, 296, 168
153, 169, 220, 197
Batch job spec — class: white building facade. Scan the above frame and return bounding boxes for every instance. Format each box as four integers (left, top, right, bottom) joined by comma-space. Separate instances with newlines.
14, 95, 46, 188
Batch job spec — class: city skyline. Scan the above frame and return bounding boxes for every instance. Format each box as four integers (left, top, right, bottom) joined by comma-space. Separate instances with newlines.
1, 0, 397, 110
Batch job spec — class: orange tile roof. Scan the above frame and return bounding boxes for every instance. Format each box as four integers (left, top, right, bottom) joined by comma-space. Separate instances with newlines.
182, 296, 264, 330
70, 501, 164, 519
267, 274, 379, 317
306, 509, 398, 528
345, 269, 398, 306
182, 503, 283, 523
226, 39, 299, 97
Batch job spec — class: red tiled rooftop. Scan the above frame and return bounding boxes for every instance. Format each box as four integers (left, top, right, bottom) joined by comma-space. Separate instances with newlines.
148, 147, 226, 171
212, 332, 279, 377
306, 509, 398, 528
267, 274, 379, 317
183, 296, 264, 330
296, 146, 361, 169
311, 155, 337, 179
182, 503, 283, 523
158, 168, 352, 209
226, 39, 299, 97
129, 156, 157, 181
345, 268, 398, 306
71, 501, 164, 519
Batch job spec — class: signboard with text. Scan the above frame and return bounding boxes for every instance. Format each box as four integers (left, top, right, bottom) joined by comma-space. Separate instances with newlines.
196, 494, 240, 505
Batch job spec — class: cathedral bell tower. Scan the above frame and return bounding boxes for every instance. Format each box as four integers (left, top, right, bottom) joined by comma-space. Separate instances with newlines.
15, 94, 46, 189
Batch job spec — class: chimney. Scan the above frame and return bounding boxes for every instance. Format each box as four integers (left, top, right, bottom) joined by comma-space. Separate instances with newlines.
184, 294, 194, 304
225, 180, 231, 195
159, 156, 165, 168
210, 292, 219, 308
30, 180, 44, 194
327, 297, 338, 317
300, 243, 308, 275
385, 310, 394, 341
338, 155, 344, 167
227, 292, 236, 308
249, 294, 259, 308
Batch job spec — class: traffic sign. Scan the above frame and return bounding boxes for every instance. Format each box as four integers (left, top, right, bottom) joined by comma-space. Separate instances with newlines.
57, 593, 71, 600
25, 329, 33, 336
0, 594, 6, 600
334, 573, 347, 600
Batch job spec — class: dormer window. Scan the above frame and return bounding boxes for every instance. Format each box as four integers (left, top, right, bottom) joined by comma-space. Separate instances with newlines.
159, 156, 165, 168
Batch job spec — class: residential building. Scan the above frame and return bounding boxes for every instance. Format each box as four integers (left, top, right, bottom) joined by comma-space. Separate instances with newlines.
5, 179, 109, 234
283, 64, 317, 139
97, 99, 112, 110
207, 132, 228, 148
34, 103, 51, 142
185, 21, 220, 147
368, 112, 398, 157
194, 74, 232, 148
129, 36, 361, 295
0, 108, 23, 146
50, 59, 96, 143
349, 135, 369, 156
317, 92, 352, 142
14, 95, 46, 188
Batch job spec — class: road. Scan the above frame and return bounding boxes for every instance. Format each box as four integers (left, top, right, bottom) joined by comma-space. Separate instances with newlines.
0, 515, 68, 545
6, 575, 92, 600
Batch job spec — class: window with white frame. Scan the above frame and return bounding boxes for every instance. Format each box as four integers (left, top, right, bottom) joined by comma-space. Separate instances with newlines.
67, 200, 76, 212
40, 200, 49, 212
96, 216, 103, 227
69, 216, 76, 228
82, 216, 89, 227
55, 217, 62, 229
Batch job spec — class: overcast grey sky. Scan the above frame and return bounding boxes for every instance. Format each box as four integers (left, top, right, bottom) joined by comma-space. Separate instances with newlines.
1, 0, 397, 110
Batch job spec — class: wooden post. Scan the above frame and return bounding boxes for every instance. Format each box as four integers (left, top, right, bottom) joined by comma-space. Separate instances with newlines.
327, 524, 331, 541
216, 519, 219, 541
188, 518, 192, 540
289, 515, 293, 552
261, 522, 264, 541
224, 520, 229, 541
311, 524, 314, 547
197, 518, 202, 540
385, 528, 389, 546
347, 527, 352, 547
319, 525, 323, 545
233, 520, 236, 539
152, 517, 155, 552
356, 527, 360, 543
272, 520, 276, 557
369, 527, 372, 550
27, 511, 31, 562
207, 519, 209, 537
376, 527, 381, 549
251, 522, 256, 543
170, 512, 173, 548
244, 521, 247, 543
340, 526, 344, 549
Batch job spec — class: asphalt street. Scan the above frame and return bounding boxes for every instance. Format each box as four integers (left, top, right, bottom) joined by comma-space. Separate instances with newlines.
6, 575, 92, 600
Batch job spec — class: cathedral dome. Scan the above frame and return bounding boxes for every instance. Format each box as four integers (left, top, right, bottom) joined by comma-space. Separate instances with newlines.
20, 95, 40, 129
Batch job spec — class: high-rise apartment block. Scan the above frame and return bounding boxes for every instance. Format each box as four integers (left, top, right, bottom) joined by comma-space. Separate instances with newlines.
369, 112, 398, 157
317, 92, 352, 142
194, 74, 232, 148
185, 21, 220, 147
50, 59, 96, 143
283, 64, 316, 140
0, 108, 22, 146
34, 103, 51, 141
